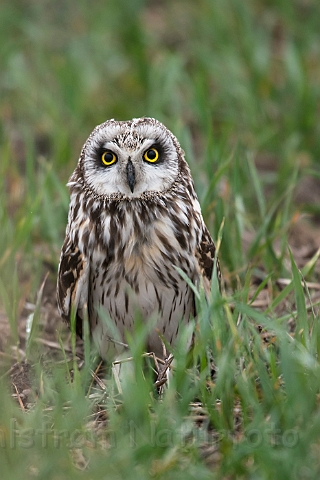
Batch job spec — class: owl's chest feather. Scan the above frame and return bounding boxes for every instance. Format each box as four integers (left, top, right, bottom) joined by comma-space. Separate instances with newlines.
88, 211, 197, 358
98, 210, 196, 287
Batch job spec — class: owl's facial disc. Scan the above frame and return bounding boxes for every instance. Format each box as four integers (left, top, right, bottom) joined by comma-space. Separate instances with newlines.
81, 119, 181, 198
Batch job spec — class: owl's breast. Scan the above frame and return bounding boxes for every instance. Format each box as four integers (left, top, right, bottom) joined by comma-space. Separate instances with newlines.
127, 214, 196, 279
90, 215, 197, 358
86, 201, 200, 359
89, 207, 198, 290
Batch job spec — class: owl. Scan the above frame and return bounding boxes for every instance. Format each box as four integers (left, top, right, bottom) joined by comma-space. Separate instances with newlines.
57, 117, 220, 361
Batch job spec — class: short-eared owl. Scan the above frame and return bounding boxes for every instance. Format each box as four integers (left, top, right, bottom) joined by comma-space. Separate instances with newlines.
57, 117, 219, 360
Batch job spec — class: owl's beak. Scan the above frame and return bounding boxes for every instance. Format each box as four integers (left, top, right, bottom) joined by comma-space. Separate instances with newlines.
126, 159, 135, 193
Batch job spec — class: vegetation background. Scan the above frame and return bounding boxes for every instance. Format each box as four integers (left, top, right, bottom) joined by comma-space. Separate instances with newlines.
1, 0, 320, 478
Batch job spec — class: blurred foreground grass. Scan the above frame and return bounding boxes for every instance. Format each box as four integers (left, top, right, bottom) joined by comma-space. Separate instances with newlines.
1, 0, 320, 478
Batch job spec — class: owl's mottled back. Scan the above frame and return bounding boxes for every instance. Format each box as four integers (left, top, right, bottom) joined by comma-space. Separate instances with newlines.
57, 117, 219, 360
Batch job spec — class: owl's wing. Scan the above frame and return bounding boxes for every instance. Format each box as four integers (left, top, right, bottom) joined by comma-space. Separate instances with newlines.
57, 237, 90, 338
195, 226, 221, 296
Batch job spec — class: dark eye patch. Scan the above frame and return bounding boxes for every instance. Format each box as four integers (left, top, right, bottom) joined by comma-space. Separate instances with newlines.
94, 145, 115, 166
145, 142, 165, 164
93, 141, 167, 165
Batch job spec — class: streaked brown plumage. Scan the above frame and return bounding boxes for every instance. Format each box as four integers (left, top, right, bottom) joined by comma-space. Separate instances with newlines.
57, 117, 220, 360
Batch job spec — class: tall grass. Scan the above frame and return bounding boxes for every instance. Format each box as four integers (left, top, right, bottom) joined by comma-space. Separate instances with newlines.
1, 0, 320, 478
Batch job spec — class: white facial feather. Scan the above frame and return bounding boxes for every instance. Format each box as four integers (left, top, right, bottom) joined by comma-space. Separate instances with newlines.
78, 118, 181, 198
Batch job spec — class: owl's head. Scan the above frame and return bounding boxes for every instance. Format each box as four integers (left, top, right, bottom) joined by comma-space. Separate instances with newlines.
70, 117, 185, 199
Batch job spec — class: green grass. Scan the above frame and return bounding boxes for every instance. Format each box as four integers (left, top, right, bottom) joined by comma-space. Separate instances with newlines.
1, 0, 320, 478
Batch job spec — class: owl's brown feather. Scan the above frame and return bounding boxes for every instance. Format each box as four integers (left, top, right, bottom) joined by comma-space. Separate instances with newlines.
195, 225, 221, 296
57, 239, 90, 337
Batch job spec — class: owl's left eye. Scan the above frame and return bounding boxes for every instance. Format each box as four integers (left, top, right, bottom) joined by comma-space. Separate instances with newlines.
143, 148, 159, 163
101, 151, 117, 166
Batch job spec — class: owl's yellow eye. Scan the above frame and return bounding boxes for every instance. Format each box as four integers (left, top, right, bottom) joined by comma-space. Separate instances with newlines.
143, 148, 159, 163
101, 151, 117, 166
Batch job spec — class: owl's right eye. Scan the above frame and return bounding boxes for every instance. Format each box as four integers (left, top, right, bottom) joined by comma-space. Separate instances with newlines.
143, 147, 159, 163
101, 151, 117, 166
